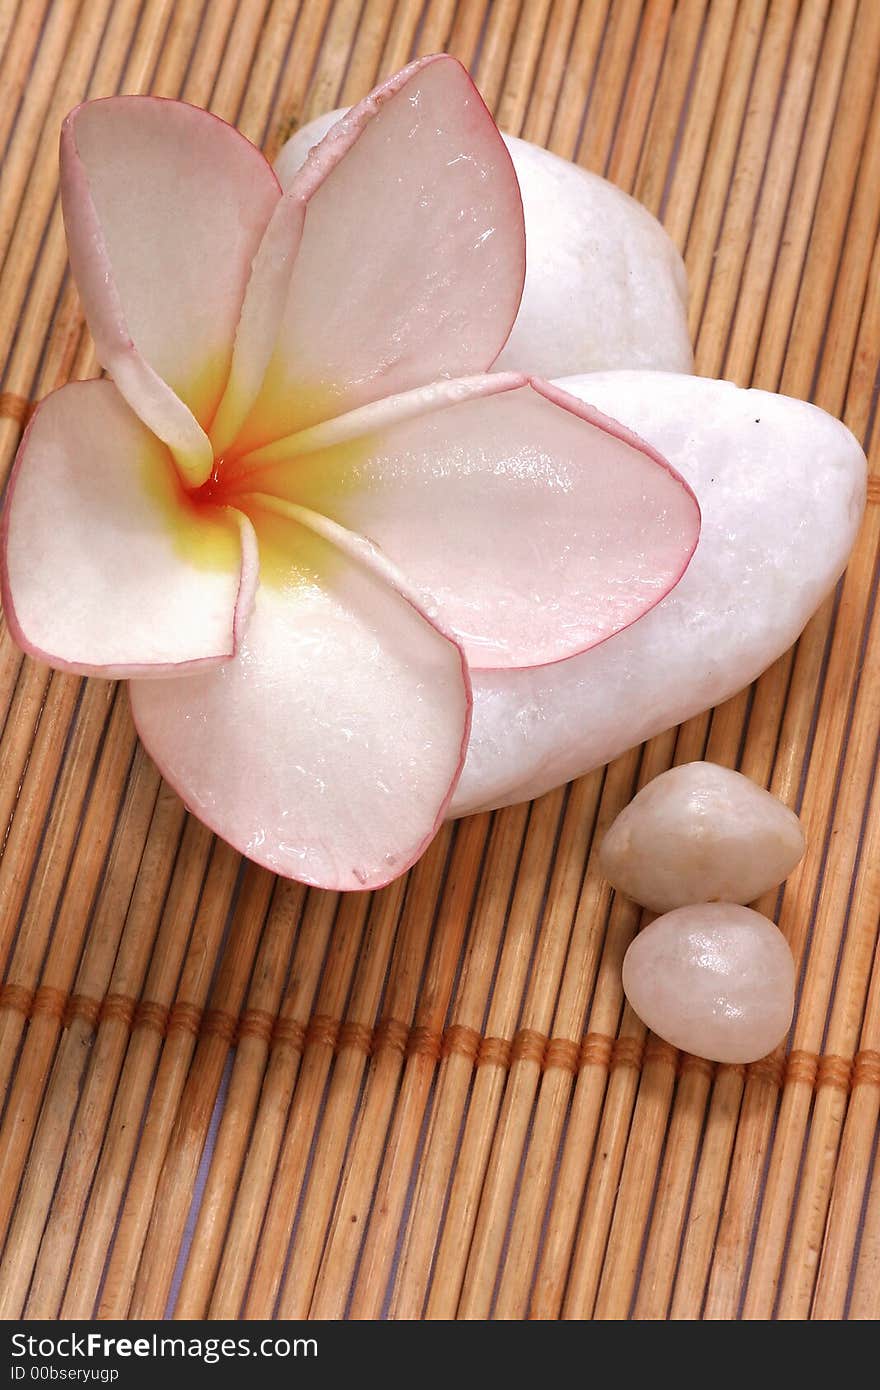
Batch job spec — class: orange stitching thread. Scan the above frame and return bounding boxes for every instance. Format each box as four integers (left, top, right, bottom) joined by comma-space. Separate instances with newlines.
305, 1014, 339, 1049
853, 1050, 880, 1086
6, 982, 880, 1094
478, 1035, 513, 1068
612, 1036, 646, 1071
748, 1051, 786, 1089
168, 1002, 202, 1038
544, 1037, 579, 1074
337, 1020, 373, 1054
512, 1027, 548, 1067
100, 994, 135, 1028
237, 1008, 274, 1044
64, 993, 100, 1029
816, 1053, 852, 1091
407, 1025, 443, 1061
374, 1017, 409, 1057
202, 1008, 237, 1045
579, 1033, 613, 1069
441, 1023, 481, 1062
0, 392, 34, 426
134, 1001, 169, 1035
31, 986, 68, 1021
0, 983, 35, 1015
644, 1037, 679, 1070
272, 1018, 306, 1051
786, 1049, 820, 1088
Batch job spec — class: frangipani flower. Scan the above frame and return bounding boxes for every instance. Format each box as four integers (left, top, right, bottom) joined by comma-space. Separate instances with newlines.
1, 56, 700, 890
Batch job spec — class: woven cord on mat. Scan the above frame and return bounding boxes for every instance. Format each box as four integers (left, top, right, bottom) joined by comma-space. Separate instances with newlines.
0, 0, 878, 1321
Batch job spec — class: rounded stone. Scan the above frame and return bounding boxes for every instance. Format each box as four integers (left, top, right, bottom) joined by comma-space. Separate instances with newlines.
622, 903, 795, 1063
598, 761, 806, 912
272, 140, 866, 824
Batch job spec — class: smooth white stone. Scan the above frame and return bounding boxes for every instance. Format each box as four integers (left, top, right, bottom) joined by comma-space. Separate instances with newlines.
451, 373, 865, 815
277, 124, 866, 822
599, 761, 806, 912
276, 115, 694, 378
622, 903, 795, 1063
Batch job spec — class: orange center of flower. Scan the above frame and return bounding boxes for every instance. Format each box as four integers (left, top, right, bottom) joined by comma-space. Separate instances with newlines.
188, 455, 234, 510
167, 425, 367, 591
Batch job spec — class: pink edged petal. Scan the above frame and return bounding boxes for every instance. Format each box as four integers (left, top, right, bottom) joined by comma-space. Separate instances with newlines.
239, 375, 701, 670
219, 55, 525, 455
60, 96, 280, 485
229, 371, 526, 471
1, 380, 258, 678
208, 194, 306, 457
129, 505, 471, 891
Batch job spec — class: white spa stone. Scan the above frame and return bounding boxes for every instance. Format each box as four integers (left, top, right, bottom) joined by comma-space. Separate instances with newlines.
451, 373, 865, 815
278, 125, 866, 823
622, 903, 795, 1063
276, 114, 694, 378
598, 761, 806, 912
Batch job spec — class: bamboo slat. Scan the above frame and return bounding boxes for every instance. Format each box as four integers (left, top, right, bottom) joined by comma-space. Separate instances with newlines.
0, 0, 878, 1322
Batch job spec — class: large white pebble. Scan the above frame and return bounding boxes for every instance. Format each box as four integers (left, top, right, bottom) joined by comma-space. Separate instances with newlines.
275, 114, 693, 378
278, 125, 866, 824
599, 761, 805, 911
622, 904, 795, 1063
452, 373, 865, 815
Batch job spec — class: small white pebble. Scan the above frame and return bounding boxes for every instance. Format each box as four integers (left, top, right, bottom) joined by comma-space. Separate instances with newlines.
598, 761, 805, 912
622, 903, 795, 1063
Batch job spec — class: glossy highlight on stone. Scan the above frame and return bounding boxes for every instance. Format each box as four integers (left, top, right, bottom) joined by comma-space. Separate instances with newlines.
622, 903, 796, 1064
598, 761, 806, 912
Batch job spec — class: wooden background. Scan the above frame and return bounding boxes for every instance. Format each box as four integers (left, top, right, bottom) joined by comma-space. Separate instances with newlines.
0, 0, 878, 1320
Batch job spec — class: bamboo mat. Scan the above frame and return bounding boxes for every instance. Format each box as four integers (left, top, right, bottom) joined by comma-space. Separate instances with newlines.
0, 0, 878, 1323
